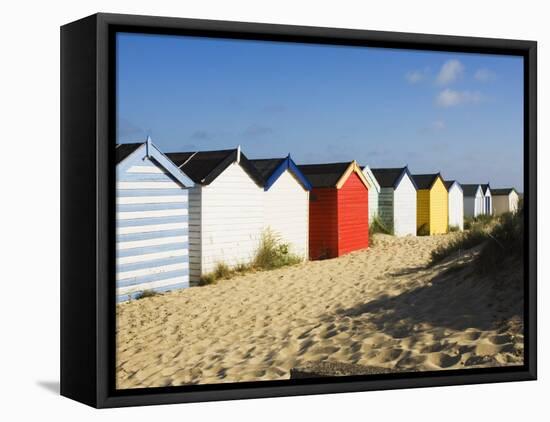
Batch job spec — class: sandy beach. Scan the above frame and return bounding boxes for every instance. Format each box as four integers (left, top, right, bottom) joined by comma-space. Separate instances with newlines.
116, 234, 524, 389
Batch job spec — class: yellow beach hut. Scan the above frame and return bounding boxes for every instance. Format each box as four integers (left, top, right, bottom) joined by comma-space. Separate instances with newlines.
412, 173, 448, 235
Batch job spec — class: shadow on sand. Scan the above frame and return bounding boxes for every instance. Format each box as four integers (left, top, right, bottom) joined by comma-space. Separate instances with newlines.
331, 259, 523, 336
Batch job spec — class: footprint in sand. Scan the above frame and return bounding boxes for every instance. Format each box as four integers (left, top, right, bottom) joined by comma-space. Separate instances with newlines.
460, 330, 482, 341
369, 348, 403, 364
488, 334, 514, 345
427, 352, 461, 368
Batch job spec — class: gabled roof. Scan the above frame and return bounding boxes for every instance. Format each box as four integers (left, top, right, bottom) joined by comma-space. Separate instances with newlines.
361, 165, 381, 193
166, 147, 264, 186
491, 188, 518, 196
412, 173, 443, 190
481, 184, 491, 195
116, 138, 194, 187
461, 184, 483, 197
250, 156, 312, 191
444, 180, 462, 192
371, 167, 418, 190
116, 143, 142, 164
298, 161, 369, 189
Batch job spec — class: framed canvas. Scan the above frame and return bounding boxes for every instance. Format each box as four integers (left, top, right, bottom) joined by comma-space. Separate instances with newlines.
60, 13, 537, 408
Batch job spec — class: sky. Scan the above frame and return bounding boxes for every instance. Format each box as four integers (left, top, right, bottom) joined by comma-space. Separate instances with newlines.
117, 33, 524, 191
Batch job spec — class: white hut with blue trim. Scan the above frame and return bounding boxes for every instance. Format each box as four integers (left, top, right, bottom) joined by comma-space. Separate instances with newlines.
116, 138, 194, 302
250, 155, 312, 259
167, 147, 265, 282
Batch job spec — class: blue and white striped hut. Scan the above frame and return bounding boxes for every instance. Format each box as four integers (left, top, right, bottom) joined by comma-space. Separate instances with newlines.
116, 138, 194, 302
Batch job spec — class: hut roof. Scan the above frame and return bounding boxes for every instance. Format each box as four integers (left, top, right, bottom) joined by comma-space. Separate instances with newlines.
444, 180, 455, 190
116, 142, 142, 164
250, 158, 286, 181
444, 180, 462, 192
412, 173, 442, 190
116, 139, 194, 187
250, 156, 312, 191
297, 162, 352, 188
461, 184, 482, 196
491, 188, 517, 196
166, 148, 263, 186
371, 167, 417, 189
481, 184, 491, 194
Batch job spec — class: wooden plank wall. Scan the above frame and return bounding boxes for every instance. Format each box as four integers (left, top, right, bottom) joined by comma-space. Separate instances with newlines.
378, 187, 394, 232
264, 169, 309, 259
337, 172, 369, 256
428, 178, 449, 234
199, 163, 264, 277
116, 155, 190, 302
393, 175, 417, 236
448, 185, 464, 230
309, 187, 338, 259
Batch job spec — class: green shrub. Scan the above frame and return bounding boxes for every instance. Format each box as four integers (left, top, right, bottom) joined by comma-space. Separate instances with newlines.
477, 206, 524, 274
253, 228, 302, 270
429, 227, 488, 265
199, 262, 234, 285
234, 262, 251, 273
465, 213, 496, 231
213, 262, 233, 280
135, 289, 160, 300
448, 225, 460, 233
197, 229, 303, 286
430, 203, 524, 271
369, 215, 394, 236
198, 273, 216, 286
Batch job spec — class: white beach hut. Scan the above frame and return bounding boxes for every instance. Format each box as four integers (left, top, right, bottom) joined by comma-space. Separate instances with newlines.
371, 167, 417, 236
116, 139, 194, 302
250, 155, 312, 259
462, 184, 484, 218
167, 147, 265, 282
481, 184, 493, 215
444, 180, 464, 231
491, 188, 520, 215
362, 165, 381, 220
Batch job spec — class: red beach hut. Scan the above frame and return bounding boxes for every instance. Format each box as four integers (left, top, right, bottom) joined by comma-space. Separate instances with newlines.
298, 161, 369, 260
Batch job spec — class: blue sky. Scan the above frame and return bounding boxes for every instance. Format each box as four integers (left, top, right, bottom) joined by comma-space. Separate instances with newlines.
117, 33, 524, 190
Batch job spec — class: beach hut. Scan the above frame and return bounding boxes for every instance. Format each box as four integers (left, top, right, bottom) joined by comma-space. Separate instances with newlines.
116, 139, 194, 302
166, 147, 265, 282
481, 184, 493, 215
412, 173, 449, 235
371, 167, 417, 236
298, 161, 369, 260
462, 184, 484, 218
444, 180, 464, 231
491, 188, 520, 215
250, 155, 312, 259
361, 165, 381, 220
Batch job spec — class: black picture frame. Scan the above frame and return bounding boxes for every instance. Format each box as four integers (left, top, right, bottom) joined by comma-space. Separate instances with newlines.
60, 12, 537, 408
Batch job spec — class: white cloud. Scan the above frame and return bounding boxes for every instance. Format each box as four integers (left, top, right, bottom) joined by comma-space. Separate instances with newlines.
436, 59, 464, 85
431, 120, 446, 130
474, 68, 495, 82
436, 89, 483, 107
405, 67, 431, 84
405, 70, 424, 84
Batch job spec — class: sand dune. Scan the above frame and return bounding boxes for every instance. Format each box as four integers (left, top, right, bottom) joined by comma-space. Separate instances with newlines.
116, 234, 524, 389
